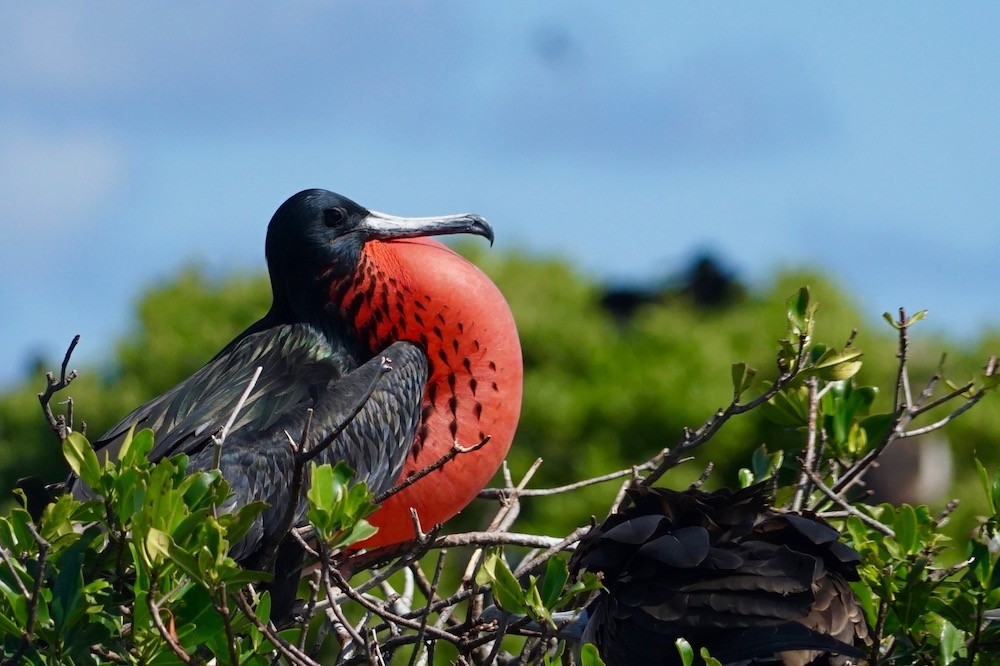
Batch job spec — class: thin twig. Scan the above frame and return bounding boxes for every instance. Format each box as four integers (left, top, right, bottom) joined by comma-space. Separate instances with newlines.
298, 570, 323, 652
478, 457, 660, 499
901, 391, 989, 438
407, 550, 447, 666
298, 358, 392, 466
690, 462, 714, 489
147, 574, 194, 665
910, 380, 971, 418
804, 468, 895, 537
327, 567, 463, 646
212, 365, 264, 469
792, 377, 821, 511
1, 524, 49, 666
214, 583, 240, 666
37, 334, 81, 440
513, 526, 591, 578
637, 330, 810, 494
376, 436, 491, 504
0, 548, 30, 599
234, 590, 321, 666
892, 308, 911, 411
461, 458, 543, 589
432, 531, 568, 550
325, 577, 369, 658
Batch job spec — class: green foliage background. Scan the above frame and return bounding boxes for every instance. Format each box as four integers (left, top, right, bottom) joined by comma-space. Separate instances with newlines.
1, 248, 998, 542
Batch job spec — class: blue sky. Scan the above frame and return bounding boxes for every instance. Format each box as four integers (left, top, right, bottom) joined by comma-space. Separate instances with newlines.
2, 3, 998, 384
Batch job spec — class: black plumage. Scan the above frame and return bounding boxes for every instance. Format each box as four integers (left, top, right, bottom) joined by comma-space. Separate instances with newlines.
570, 484, 869, 666
75, 325, 426, 560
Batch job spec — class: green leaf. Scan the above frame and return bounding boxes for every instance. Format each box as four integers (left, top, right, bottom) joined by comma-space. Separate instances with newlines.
845, 422, 868, 456
675, 638, 694, 666
218, 502, 268, 546
556, 571, 604, 607
700, 647, 723, 666
167, 541, 208, 585
0, 609, 20, 634
145, 527, 172, 564
579, 643, 606, 666
219, 568, 271, 587
63, 432, 102, 490
811, 347, 864, 381
330, 520, 378, 550
939, 619, 964, 665
895, 504, 918, 554
882, 311, 900, 329
51, 534, 89, 631
860, 413, 895, 445
737, 468, 753, 488
525, 577, 553, 627
749, 445, 782, 482
476, 552, 527, 614
181, 471, 219, 510
730, 362, 756, 398
882, 309, 927, 329
117, 426, 155, 467
540, 557, 569, 608
976, 459, 994, 513
848, 385, 878, 413
762, 386, 809, 427
786, 287, 812, 332
255, 591, 272, 626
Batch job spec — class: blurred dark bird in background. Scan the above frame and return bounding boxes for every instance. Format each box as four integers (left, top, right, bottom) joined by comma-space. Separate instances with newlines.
570, 483, 869, 665
601, 252, 744, 321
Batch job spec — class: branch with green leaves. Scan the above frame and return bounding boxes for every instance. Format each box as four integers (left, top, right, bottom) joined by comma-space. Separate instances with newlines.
6, 287, 1000, 665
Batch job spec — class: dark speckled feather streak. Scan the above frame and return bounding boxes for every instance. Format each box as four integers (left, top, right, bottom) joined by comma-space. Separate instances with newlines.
75, 323, 428, 560
570, 484, 870, 666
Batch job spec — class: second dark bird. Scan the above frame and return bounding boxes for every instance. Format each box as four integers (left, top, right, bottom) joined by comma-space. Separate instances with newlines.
570, 483, 869, 666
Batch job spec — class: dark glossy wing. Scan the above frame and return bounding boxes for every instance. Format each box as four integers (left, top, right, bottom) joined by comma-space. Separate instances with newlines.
203, 340, 428, 561
87, 324, 356, 467
571, 484, 869, 666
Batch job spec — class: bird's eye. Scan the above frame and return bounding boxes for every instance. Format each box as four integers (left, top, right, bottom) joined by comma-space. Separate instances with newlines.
323, 207, 348, 228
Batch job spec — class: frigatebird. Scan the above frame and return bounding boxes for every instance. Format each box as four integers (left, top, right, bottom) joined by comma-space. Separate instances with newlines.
570, 483, 869, 665
71, 189, 523, 564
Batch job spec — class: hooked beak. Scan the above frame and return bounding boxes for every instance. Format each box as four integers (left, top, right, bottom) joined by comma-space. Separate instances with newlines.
358, 210, 495, 247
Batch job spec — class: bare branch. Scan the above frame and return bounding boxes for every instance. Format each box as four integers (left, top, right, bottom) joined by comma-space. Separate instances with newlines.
792, 377, 821, 511
804, 468, 895, 537
211, 365, 264, 469
376, 436, 491, 504
234, 590, 321, 665
327, 565, 464, 647
37, 334, 81, 440
513, 526, 591, 578
637, 330, 810, 494
146, 574, 195, 665
911, 380, 974, 417
901, 390, 989, 438
478, 456, 660, 499
893, 308, 912, 410
407, 549, 447, 666
433, 531, 568, 550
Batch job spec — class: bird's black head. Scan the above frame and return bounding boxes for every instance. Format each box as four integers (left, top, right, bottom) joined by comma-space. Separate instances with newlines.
264, 189, 493, 323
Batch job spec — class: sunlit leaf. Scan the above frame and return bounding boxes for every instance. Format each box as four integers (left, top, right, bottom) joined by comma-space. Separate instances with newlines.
63, 433, 102, 490
579, 643, 606, 666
